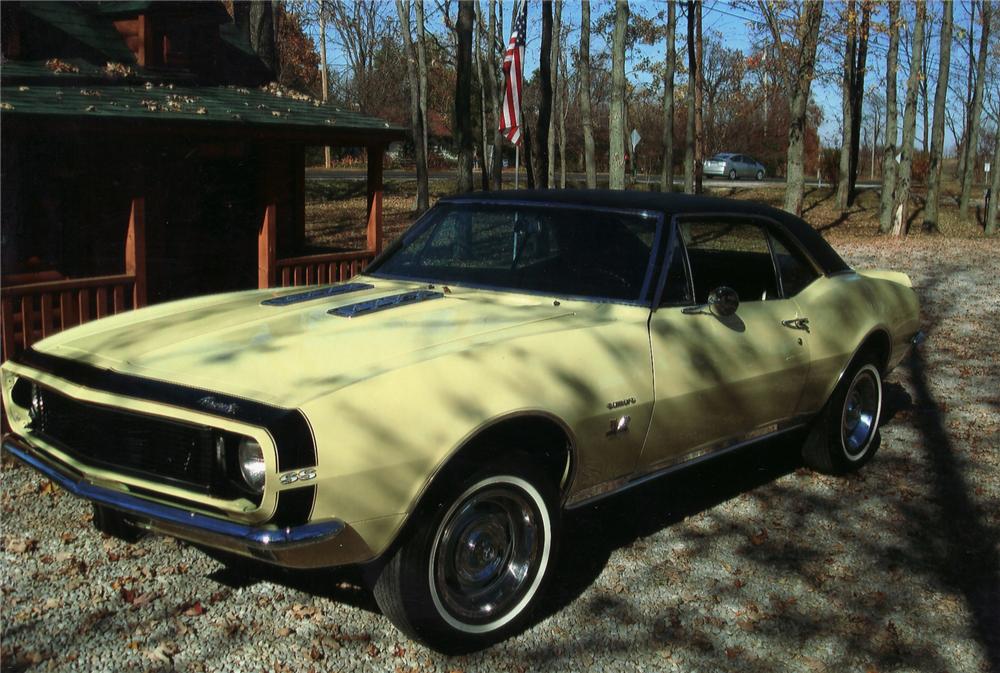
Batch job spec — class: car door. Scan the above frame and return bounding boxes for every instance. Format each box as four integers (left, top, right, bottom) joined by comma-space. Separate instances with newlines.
638, 215, 812, 472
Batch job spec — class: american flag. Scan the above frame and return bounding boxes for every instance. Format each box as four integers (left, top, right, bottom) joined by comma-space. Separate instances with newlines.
499, 0, 527, 146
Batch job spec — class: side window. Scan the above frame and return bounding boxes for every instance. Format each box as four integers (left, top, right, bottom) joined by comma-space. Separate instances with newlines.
769, 233, 820, 296
679, 219, 779, 303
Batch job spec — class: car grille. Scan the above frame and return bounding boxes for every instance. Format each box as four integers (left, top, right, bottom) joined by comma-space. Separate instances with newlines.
31, 387, 220, 494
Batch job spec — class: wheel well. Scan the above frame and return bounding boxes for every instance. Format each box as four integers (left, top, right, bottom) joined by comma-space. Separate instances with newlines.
858, 330, 892, 373
448, 415, 573, 491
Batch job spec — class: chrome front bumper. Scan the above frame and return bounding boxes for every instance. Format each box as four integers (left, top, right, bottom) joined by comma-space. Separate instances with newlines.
3, 435, 373, 569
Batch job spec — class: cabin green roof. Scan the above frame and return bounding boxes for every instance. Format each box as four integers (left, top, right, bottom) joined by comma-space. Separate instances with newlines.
0, 63, 405, 142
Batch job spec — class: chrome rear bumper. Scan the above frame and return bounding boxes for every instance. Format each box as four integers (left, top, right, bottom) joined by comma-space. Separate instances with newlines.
3, 434, 372, 569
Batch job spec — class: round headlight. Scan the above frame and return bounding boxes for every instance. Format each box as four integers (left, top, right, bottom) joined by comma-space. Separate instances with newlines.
238, 437, 265, 493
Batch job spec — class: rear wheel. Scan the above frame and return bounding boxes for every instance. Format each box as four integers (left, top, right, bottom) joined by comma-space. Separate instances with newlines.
373, 456, 559, 652
728, 169, 737, 180
756, 170, 764, 181
802, 356, 883, 474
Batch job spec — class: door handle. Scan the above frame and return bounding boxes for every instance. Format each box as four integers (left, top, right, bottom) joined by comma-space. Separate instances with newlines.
781, 318, 810, 332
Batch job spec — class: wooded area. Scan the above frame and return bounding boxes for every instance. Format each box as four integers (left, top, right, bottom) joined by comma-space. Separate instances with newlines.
271, 0, 997, 233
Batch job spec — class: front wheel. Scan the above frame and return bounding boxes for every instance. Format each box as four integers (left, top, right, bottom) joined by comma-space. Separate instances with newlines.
728, 169, 738, 180
373, 457, 559, 652
802, 357, 883, 474
756, 170, 764, 181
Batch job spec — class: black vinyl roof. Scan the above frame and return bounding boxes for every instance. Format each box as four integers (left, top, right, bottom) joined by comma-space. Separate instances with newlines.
443, 189, 851, 275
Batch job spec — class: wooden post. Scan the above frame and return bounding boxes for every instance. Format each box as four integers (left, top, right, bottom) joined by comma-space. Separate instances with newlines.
258, 203, 277, 288
367, 145, 384, 253
125, 196, 147, 308
137, 14, 153, 67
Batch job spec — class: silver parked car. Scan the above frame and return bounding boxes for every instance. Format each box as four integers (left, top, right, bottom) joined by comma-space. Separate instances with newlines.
704, 153, 766, 180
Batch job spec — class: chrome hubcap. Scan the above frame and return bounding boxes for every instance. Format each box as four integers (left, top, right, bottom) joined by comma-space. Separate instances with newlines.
433, 485, 541, 626
841, 367, 880, 459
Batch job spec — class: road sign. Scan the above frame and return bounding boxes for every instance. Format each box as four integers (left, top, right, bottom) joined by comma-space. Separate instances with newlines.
630, 129, 641, 151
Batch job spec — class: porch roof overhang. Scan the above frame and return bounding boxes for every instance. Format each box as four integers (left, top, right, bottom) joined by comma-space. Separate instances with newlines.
0, 62, 407, 146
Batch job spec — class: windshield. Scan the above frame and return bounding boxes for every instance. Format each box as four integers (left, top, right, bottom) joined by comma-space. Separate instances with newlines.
368, 202, 661, 304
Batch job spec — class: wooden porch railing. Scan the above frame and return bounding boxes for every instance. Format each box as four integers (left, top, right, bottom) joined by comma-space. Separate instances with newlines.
1, 274, 137, 358
274, 250, 376, 287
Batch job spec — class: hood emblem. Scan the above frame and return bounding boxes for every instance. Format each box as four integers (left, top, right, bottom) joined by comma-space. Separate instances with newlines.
329, 290, 443, 318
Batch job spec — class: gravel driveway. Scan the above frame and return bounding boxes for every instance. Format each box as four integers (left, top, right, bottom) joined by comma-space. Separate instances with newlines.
3, 238, 998, 673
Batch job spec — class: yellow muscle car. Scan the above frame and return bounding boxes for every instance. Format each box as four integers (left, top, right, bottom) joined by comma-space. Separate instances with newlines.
2, 190, 922, 651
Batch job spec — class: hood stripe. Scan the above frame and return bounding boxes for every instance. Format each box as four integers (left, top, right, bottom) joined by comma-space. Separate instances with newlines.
329, 290, 443, 318
261, 283, 374, 306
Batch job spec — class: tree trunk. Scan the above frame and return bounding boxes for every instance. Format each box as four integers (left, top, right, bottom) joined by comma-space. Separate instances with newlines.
319, 1, 331, 169
836, 0, 858, 213
923, 0, 952, 233
684, 1, 695, 194
693, 1, 703, 194
455, 0, 475, 193
957, 1, 976, 182
415, 1, 430, 171
580, 0, 597, 188
395, 0, 429, 212
531, 1, 552, 189
758, 0, 823, 216
609, 0, 628, 190
959, 1, 991, 220
558, 45, 568, 188
986, 137, 1000, 234
661, 0, 676, 192
847, 4, 869, 201
487, 0, 503, 190
878, 0, 900, 233
547, 0, 562, 188
893, 1, 925, 237
475, 2, 490, 190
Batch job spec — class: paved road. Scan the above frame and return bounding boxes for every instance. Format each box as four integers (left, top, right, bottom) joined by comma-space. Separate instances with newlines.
306, 168, 880, 191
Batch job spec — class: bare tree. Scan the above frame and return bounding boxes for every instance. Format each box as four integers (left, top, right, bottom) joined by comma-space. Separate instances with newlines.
415, 1, 429, 165
558, 42, 569, 188
987, 121, 1000, 234
610, 0, 629, 190
317, 1, 332, 168
475, 2, 489, 190
923, 0, 953, 233
684, 1, 696, 194
893, 1, 925, 236
836, 0, 859, 213
959, 0, 992, 220
531, 0, 553, 189
456, 0, 475, 192
661, 0, 677, 192
758, 0, 824, 216
395, 0, 429, 211
324, 1, 392, 113
580, 0, 597, 188
694, 0, 704, 194
878, 0, 900, 233
547, 0, 562, 187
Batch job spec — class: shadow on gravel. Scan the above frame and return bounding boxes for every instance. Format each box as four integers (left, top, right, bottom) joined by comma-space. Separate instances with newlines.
536, 432, 805, 624
906, 346, 1000, 670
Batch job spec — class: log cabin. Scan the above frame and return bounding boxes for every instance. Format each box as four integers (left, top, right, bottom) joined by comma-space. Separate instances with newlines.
0, 1, 406, 360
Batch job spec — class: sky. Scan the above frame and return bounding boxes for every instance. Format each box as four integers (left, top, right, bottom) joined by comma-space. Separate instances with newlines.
316, 0, 994, 155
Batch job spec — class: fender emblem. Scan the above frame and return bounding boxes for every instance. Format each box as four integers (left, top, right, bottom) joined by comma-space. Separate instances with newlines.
279, 468, 317, 485
606, 397, 636, 410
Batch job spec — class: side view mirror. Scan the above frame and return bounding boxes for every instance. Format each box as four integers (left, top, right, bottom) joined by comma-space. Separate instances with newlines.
708, 286, 739, 317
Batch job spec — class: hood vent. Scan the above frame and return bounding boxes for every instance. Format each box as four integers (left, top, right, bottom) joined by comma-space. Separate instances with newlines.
261, 283, 374, 306
329, 290, 443, 318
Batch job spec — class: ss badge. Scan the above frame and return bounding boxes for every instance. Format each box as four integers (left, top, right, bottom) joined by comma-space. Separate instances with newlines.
279, 468, 317, 485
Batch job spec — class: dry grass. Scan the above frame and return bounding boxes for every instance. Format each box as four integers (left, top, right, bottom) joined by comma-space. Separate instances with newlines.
304, 179, 996, 253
